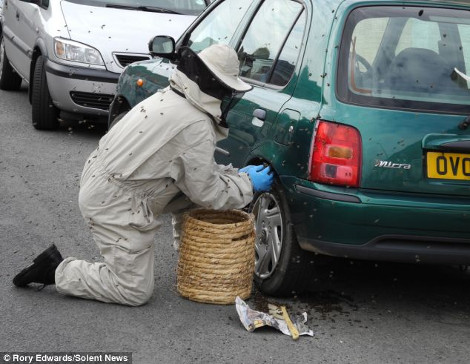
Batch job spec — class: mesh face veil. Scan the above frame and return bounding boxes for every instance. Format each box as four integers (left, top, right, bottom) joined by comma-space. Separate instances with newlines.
176, 46, 249, 127
176, 47, 234, 101
220, 93, 244, 127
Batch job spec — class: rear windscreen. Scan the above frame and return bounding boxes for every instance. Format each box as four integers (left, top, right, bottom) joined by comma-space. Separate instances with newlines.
337, 6, 470, 114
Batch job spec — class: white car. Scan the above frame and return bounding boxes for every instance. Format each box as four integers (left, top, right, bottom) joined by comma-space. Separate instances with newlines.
0, 0, 208, 130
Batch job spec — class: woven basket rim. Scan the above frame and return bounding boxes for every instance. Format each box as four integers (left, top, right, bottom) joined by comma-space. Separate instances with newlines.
185, 208, 253, 227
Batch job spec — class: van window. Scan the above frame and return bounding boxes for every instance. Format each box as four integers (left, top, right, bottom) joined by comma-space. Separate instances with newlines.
66, 0, 208, 15
338, 6, 470, 114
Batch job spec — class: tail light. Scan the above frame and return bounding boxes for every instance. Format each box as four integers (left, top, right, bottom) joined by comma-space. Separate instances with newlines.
309, 120, 362, 187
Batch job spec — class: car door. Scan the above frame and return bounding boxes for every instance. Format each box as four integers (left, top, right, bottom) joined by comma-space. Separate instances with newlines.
215, 0, 307, 167
2, 0, 40, 80
2, 0, 22, 71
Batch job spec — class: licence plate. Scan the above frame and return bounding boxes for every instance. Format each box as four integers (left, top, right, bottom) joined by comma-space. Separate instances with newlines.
427, 151, 470, 180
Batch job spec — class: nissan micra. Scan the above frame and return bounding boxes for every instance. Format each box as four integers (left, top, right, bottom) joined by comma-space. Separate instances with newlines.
109, 0, 470, 296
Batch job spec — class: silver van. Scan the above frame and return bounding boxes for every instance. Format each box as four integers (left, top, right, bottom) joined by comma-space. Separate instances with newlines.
0, 0, 208, 129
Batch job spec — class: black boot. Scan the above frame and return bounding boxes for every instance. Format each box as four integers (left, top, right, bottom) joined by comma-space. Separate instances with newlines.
13, 244, 64, 287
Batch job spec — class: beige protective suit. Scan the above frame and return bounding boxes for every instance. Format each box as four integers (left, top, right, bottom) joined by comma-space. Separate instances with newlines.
54, 70, 254, 306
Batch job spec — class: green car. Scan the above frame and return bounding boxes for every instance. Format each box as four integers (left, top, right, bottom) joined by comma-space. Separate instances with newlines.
109, 0, 470, 295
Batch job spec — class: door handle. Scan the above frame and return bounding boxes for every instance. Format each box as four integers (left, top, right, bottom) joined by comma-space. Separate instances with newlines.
252, 109, 266, 127
253, 108, 266, 121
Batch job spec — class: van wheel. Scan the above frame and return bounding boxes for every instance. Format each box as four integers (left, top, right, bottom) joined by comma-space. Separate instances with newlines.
251, 181, 314, 296
0, 35, 22, 91
32, 56, 59, 130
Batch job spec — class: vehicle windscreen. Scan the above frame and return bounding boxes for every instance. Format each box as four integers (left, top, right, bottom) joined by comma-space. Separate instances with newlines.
337, 6, 470, 114
66, 0, 208, 16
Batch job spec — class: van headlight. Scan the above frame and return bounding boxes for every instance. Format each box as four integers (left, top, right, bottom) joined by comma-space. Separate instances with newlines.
54, 38, 104, 66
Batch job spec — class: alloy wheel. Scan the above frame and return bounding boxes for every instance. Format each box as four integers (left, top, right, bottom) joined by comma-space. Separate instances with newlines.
252, 192, 284, 279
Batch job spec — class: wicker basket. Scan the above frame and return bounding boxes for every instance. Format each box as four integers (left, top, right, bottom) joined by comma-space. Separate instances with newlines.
177, 209, 255, 304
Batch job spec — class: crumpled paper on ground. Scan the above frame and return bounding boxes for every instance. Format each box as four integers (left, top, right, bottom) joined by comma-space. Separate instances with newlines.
235, 296, 313, 337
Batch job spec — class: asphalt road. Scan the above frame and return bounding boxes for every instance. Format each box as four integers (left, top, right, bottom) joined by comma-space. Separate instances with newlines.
1, 85, 470, 364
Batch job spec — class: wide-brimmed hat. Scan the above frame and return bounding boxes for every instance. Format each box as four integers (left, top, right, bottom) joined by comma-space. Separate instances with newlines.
198, 44, 252, 92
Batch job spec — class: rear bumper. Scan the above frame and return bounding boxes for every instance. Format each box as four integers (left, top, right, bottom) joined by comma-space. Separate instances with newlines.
283, 176, 470, 264
298, 234, 470, 265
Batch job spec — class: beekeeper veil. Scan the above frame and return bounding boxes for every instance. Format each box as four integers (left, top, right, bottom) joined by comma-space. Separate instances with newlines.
174, 44, 252, 127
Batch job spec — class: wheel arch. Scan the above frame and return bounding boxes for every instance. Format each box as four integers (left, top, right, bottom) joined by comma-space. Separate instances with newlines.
29, 40, 48, 103
108, 95, 131, 129
109, 95, 131, 119
244, 154, 281, 183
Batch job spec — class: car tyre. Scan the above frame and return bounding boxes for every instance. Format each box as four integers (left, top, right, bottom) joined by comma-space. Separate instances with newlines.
251, 180, 315, 296
32, 56, 59, 130
0, 35, 22, 91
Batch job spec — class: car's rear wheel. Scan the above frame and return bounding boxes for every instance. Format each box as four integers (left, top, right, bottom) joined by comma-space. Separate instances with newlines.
0, 35, 23, 91
32, 56, 59, 130
251, 181, 315, 296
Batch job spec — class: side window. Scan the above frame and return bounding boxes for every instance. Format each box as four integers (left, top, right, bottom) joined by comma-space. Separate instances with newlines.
270, 10, 306, 86
237, 0, 303, 84
188, 0, 252, 52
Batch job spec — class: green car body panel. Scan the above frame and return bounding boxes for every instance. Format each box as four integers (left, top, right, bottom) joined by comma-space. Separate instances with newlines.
111, 0, 470, 267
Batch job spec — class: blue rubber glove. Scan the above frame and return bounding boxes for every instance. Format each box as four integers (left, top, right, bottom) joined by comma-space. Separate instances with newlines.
238, 165, 256, 174
239, 165, 273, 193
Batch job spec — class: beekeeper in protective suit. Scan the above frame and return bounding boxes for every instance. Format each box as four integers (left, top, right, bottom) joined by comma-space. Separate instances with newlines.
13, 44, 273, 306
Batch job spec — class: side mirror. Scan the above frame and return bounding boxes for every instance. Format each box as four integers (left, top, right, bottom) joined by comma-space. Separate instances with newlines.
148, 35, 176, 60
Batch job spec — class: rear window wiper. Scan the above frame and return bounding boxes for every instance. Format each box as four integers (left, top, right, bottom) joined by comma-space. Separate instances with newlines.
105, 4, 181, 14
453, 67, 470, 83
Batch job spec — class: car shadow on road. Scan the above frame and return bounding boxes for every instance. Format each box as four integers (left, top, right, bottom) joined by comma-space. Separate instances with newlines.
250, 258, 470, 324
